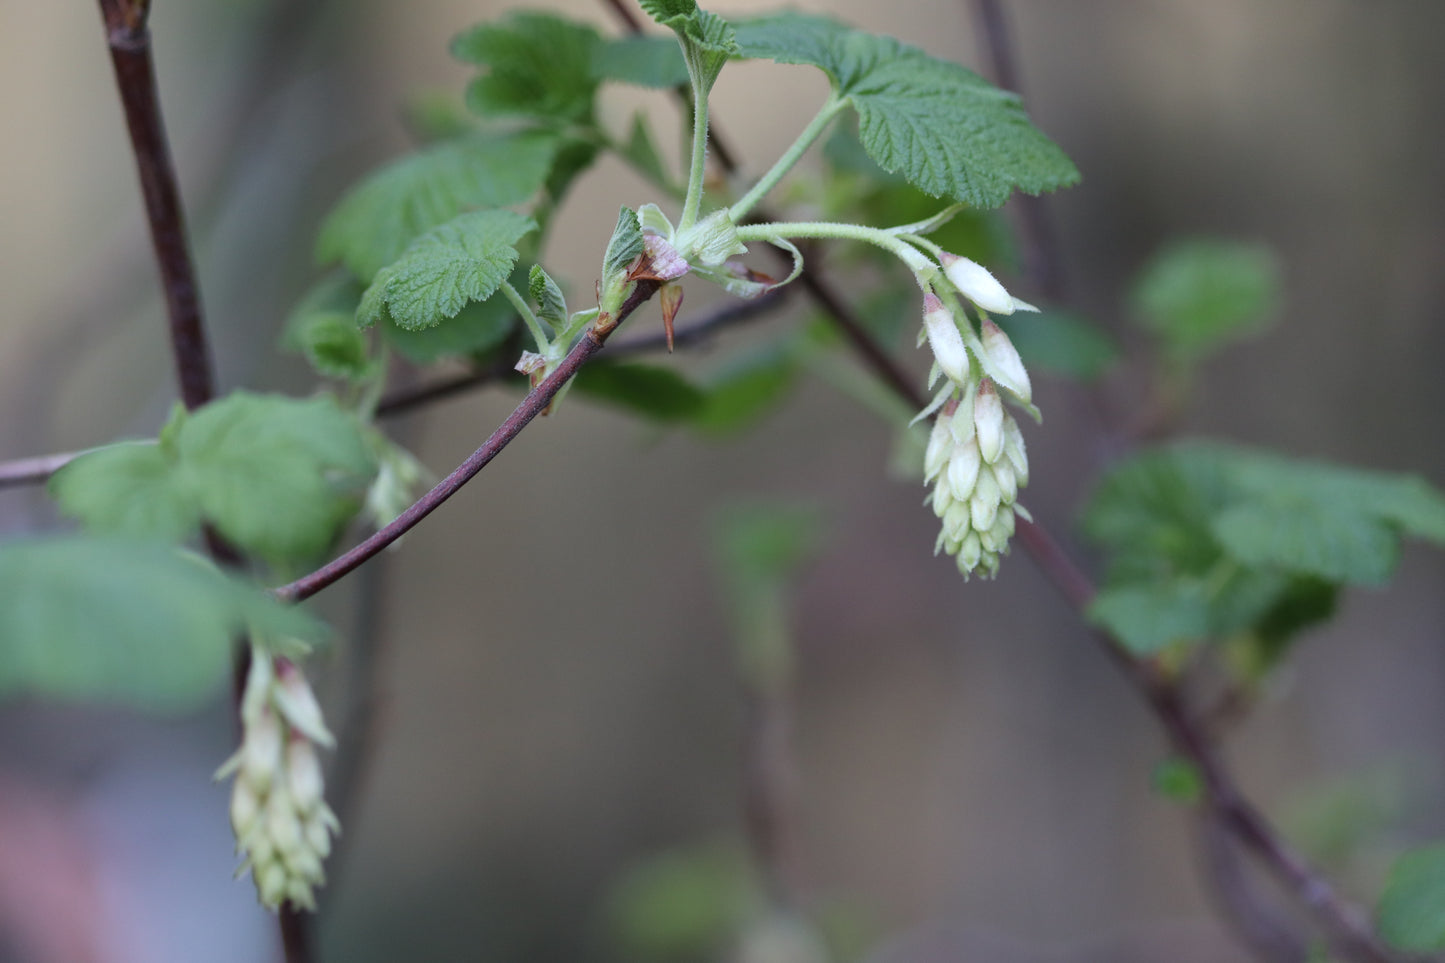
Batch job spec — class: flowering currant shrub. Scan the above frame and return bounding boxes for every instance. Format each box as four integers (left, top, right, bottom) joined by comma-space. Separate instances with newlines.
4, 1, 1445, 959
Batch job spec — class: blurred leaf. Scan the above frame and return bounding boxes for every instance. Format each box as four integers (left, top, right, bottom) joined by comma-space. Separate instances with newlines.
1152, 757, 1203, 804
177, 393, 376, 570
735, 13, 1078, 208
606, 842, 756, 962
1130, 239, 1280, 361
996, 310, 1119, 381
573, 360, 706, 421
595, 35, 690, 88
282, 273, 373, 380
620, 112, 674, 190
1088, 582, 1211, 654
317, 132, 557, 281
1378, 843, 1445, 952
357, 210, 535, 330
453, 12, 603, 124
50, 443, 199, 542
0, 537, 323, 713
713, 503, 825, 590
691, 346, 799, 435
1212, 500, 1398, 586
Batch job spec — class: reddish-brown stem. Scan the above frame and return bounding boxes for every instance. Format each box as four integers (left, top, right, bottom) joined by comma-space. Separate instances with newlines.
96, 0, 215, 411
275, 281, 662, 604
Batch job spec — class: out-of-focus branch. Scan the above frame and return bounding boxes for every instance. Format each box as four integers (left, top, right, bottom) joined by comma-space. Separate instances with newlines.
1200, 814, 1311, 963
274, 280, 662, 604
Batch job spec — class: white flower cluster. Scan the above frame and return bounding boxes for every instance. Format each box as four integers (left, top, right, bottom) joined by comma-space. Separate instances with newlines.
218, 650, 338, 911
917, 255, 1037, 579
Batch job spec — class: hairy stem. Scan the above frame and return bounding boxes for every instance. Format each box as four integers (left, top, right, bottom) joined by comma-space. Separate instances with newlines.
499, 281, 550, 353
96, 0, 216, 411
678, 66, 713, 233
275, 281, 662, 603
728, 97, 845, 224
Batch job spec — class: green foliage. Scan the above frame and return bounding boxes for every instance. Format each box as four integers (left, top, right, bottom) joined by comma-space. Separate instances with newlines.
1131, 239, 1280, 362
1152, 757, 1204, 804
357, 210, 536, 330
452, 12, 603, 124
382, 287, 518, 364
528, 264, 568, 331
1378, 843, 1445, 952
603, 206, 645, 281
0, 537, 323, 713
595, 36, 690, 88
691, 345, 799, 435
573, 360, 706, 421
317, 132, 557, 281
605, 842, 756, 962
640, 0, 740, 95
734, 13, 1079, 208
1082, 442, 1445, 654
282, 273, 373, 380
620, 113, 674, 191
995, 310, 1119, 381
52, 394, 376, 571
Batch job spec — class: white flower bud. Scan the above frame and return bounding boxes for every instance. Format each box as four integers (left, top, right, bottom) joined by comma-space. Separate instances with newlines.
266, 791, 304, 860
973, 381, 1005, 464
943, 500, 972, 542
924, 417, 952, 482
970, 467, 1001, 532
992, 457, 1018, 504
1003, 417, 1029, 485
942, 253, 1015, 315
230, 779, 261, 841
274, 663, 334, 748
305, 812, 334, 860
258, 863, 289, 910
931, 482, 953, 518
286, 880, 318, 912
947, 439, 982, 502
958, 533, 983, 573
242, 710, 283, 793
921, 294, 970, 385
980, 319, 1032, 404
286, 740, 325, 815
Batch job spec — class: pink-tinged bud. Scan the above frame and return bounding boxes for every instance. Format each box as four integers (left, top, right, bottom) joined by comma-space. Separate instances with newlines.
970, 467, 1001, 532
980, 319, 1032, 404
941, 253, 1015, 315
973, 381, 1005, 464
947, 438, 982, 502
921, 294, 970, 385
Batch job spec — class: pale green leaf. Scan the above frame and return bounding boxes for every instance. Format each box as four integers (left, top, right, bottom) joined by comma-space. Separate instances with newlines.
734, 13, 1078, 208
1088, 582, 1212, 655
49, 443, 199, 542
317, 132, 556, 281
620, 112, 673, 189
176, 393, 376, 570
529, 264, 568, 331
381, 275, 520, 364
639, 0, 738, 94
573, 361, 705, 421
356, 210, 536, 330
604, 206, 644, 280
0, 537, 323, 713
691, 345, 798, 435
595, 36, 690, 88
1131, 239, 1280, 361
282, 274, 372, 380
1212, 501, 1398, 586
1379, 843, 1445, 952
453, 12, 603, 124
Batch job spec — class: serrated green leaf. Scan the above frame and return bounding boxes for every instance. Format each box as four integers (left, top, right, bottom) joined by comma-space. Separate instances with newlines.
639, 1, 738, 95
735, 13, 1078, 208
595, 36, 690, 88
691, 346, 798, 435
317, 132, 556, 281
573, 361, 706, 421
995, 310, 1119, 381
453, 13, 603, 124
603, 206, 644, 281
357, 209, 535, 330
176, 393, 376, 570
0, 537, 323, 713
1088, 582, 1212, 654
380, 290, 517, 364
529, 264, 568, 331
1131, 239, 1280, 361
282, 274, 372, 380
1378, 843, 1445, 952
49, 443, 199, 542
1212, 500, 1398, 585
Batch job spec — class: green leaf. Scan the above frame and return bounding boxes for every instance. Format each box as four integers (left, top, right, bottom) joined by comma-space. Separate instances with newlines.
595, 36, 691, 88
639, 0, 739, 95
1378, 843, 1445, 952
603, 206, 644, 281
317, 132, 556, 281
995, 310, 1119, 381
1130, 239, 1280, 361
606, 842, 755, 962
572, 361, 706, 421
1212, 500, 1398, 586
734, 13, 1078, 208
381, 291, 517, 364
620, 112, 673, 189
0, 537, 323, 713
452, 12, 603, 124
282, 274, 373, 380
1152, 757, 1203, 804
49, 443, 199, 542
357, 209, 536, 330
176, 393, 376, 570
691, 346, 799, 435
1088, 582, 1212, 654
528, 264, 568, 331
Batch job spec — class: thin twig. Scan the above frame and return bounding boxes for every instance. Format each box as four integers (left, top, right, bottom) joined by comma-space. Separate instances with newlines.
96, 0, 215, 411
1200, 814, 1311, 963
275, 280, 662, 604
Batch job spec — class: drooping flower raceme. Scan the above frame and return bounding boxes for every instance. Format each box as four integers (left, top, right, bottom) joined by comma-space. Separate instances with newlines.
218, 648, 338, 911
917, 262, 1037, 579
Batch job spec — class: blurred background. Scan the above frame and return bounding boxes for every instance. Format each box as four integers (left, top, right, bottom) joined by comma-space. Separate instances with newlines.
2, 0, 1443, 961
